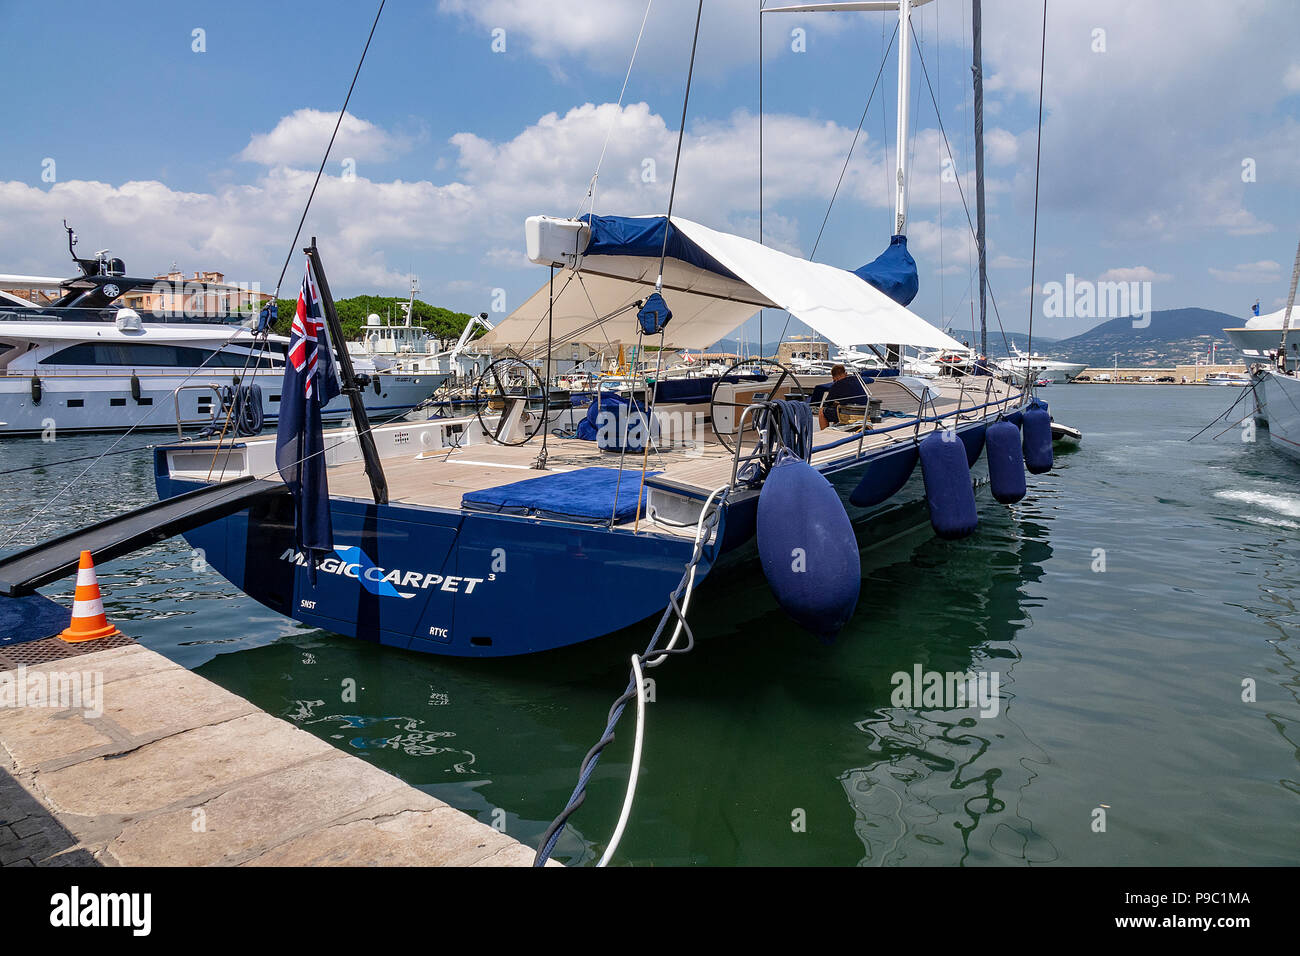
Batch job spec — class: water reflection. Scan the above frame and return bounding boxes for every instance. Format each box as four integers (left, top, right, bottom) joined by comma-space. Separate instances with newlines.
840, 504, 1059, 866
7, 392, 1300, 866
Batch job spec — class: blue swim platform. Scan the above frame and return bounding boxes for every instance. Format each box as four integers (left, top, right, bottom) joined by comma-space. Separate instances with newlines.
0, 593, 71, 646
461, 467, 662, 525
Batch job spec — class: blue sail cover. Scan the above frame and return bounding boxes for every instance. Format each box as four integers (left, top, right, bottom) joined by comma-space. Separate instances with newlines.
581, 215, 741, 281
854, 234, 919, 306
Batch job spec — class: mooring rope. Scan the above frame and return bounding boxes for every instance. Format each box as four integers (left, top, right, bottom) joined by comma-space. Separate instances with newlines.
534, 485, 729, 867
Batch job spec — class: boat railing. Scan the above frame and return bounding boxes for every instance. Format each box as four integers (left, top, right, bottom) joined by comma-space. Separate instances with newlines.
728, 402, 777, 488
171, 383, 225, 439
724, 383, 1027, 489
811, 390, 1025, 457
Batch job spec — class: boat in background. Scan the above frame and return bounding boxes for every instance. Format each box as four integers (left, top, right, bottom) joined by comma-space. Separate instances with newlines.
348, 275, 493, 384
0, 230, 447, 436
1204, 371, 1251, 386
1227, 238, 1300, 446
996, 345, 1088, 384
1223, 306, 1300, 368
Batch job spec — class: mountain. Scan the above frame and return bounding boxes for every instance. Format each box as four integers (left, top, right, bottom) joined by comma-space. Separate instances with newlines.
1049, 308, 1241, 367
707, 307, 1243, 367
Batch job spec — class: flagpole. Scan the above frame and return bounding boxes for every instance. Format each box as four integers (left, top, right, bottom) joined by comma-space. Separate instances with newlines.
305, 239, 389, 505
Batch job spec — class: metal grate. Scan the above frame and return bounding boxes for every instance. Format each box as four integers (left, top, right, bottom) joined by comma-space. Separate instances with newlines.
0, 633, 136, 672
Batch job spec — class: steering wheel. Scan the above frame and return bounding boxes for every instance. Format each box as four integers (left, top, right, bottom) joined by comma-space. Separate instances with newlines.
708, 357, 805, 454
473, 357, 547, 446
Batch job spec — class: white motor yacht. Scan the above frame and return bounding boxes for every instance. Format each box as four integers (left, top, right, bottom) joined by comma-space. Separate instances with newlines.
0, 237, 447, 436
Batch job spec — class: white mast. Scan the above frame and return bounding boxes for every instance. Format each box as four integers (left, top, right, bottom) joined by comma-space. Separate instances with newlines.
762, 1, 930, 236
405, 275, 420, 327
894, 0, 912, 237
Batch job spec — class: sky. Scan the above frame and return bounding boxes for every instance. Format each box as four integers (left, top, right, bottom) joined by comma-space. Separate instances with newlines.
1, 0, 1298, 345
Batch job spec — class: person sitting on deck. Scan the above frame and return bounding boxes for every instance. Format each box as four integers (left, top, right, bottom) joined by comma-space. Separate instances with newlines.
818, 364, 867, 429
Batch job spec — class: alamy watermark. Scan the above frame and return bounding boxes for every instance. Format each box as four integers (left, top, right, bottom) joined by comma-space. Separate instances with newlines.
1042, 273, 1152, 328
890, 665, 1001, 718
0, 665, 103, 719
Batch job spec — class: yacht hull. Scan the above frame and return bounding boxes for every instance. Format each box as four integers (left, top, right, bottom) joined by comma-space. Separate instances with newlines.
1260, 370, 1300, 460
154, 420, 995, 657
0, 369, 445, 436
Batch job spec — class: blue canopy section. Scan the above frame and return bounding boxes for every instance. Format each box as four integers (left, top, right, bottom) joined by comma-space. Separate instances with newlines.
853, 234, 919, 306
581, 216, 741, 281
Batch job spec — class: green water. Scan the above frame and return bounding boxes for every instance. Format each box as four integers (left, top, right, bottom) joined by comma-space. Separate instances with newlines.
2, 385, 1297, 865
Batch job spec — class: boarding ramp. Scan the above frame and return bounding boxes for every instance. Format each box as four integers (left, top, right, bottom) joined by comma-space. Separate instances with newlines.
0, 476, 286, 597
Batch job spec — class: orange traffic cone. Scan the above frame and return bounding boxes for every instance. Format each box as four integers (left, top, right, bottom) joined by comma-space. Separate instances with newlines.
59, 551, 120, 643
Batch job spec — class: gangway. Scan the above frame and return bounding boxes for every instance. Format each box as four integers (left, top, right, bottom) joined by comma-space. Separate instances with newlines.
0, 477, 286, 597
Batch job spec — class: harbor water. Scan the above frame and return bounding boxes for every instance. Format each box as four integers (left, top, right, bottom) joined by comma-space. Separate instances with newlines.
1, 384, 1296, 866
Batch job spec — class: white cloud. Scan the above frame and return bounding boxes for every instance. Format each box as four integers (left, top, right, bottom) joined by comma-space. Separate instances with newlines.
983, 128, 1019, 166
1283, 63, 1300, 92
976, 1, 1298, 241
0, 102, 912, 295
483, 246, 534, 270
437, 0, 851, 76
447, 102, 907, 251
0, 170, 473, 292
1208, 260, 1284, 283
238, 109, 412, 166
1097, 266, 1172, 282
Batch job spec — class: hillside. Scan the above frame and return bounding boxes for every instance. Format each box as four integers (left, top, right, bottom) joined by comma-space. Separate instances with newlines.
1050, 307, 1241, 367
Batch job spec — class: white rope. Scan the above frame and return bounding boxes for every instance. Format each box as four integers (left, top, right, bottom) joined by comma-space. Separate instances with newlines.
578, 0, 654, 221
647, 484, 728, 665
597, 653, 646, 867
598, 482, 727, 866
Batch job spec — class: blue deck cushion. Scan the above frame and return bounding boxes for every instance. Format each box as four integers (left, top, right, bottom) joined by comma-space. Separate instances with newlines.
461, 467, 662, 525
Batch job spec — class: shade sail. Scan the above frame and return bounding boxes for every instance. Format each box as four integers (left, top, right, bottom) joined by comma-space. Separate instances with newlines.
478, 215, 965, 354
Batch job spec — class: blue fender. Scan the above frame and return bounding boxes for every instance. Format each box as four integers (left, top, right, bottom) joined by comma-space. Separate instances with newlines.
958, 423, 987, 467
918, 430, 978, 539
985, 419, 1027, 504
1022, 400, 1054, 474
757, 456, 861, 638
849, 445, 918, 508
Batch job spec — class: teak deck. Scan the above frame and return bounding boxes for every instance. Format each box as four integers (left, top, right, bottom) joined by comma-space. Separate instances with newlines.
322, 377, 1018, 535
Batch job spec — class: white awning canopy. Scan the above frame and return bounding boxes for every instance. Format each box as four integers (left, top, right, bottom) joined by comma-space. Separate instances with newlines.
478, 215, 965, 355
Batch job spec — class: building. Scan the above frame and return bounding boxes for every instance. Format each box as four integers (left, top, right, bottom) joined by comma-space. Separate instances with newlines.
778, 337, 829, 365
119, 269, 272, 317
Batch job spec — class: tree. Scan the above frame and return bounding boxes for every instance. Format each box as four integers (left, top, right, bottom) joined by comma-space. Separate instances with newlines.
269, 295, 479, 349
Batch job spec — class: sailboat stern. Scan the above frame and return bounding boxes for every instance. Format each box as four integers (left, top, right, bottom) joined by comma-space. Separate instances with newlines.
156, 467, 714, 657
